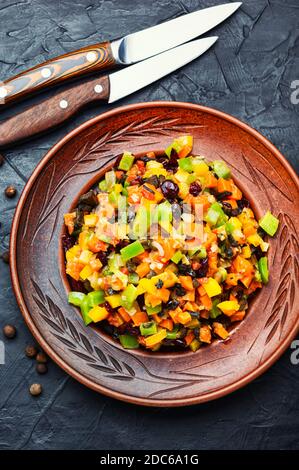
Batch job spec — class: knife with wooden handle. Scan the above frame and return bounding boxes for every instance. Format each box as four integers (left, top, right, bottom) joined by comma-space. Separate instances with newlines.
0, 38, 217, 148
0, 3, 241, 105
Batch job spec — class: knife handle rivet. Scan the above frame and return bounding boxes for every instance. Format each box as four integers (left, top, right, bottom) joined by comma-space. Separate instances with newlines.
59, 99, 68, 109
94, 84, 103, 94
41, 67, 52, 78
86, 51, 97, 63
0, 86, 8, 99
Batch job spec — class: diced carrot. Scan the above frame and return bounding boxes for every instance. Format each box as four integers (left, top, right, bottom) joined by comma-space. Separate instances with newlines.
245, 280, 262, 295
107, 312, 124, 327
146, 151, 156, 159
160, 319, 174, 331
213, 322, 229, 340
208, 251, 218, 276
118, 307, 131, 323
217, 178, 233, 194
200, 310, 210, 319
88, 236, 108, 253
136, 160, 145, 172
205, 172, 218, 188
136, 250, 149, 261
228, 183, 242, 200
115, 170, 124, 180
199, 325, 212, 343
152, 314, 163, 324
200, 294, 212, 310
132, 311, 149, 326
66, 261, 85, 281
184, 331, 195, 346
177, 311, 192, 325
181, 290, 195, 302
223, 199, 238, 209
154, 288, 170, 303
243, 225, 256, 237
225, 273, 242, 286
178, 145, 192, 158
179, 275, 194, 291
168, 307, 182, 323
230, 311, 246, 322
136, 262, 150, 278
64, 212, 76, 235
183, 301, 197, 312
198, 285, 207, 297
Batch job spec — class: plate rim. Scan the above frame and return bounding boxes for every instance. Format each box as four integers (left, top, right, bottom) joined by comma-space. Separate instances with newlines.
10, 101, 299, 407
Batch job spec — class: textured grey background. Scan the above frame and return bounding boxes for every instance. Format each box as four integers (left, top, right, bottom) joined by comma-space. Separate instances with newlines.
0, 0, 298, 450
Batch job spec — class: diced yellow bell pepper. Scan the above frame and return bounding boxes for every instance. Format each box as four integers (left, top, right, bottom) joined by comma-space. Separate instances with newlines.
105, 294, 122, 309
203, 278, 222, 297
114, 183, 123, 194
192, 160, 209, 176
174, 168, 190, 183
66, 245, 81, 262
242, 245, 251, 259
229, 217, 242, 231
144, 329, 167, 348
247, 233, 263, 247
217, 300, 240, 316
136, 278, 152, 296
79, 264, 94, 280
78, 231, 91, 250
88, 306, 109, 323
84, 214, 99, 227
178, 182, 190, 199
79, 249, 93, 264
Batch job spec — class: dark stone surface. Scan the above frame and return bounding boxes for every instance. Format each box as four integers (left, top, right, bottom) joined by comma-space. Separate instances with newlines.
0, 0, 298, 450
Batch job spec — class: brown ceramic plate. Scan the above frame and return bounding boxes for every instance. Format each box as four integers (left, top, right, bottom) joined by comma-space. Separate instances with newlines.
10, 102, 299, 407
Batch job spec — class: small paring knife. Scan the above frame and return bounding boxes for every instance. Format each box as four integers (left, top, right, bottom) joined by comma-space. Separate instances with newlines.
0, 37, 218, 148
0, 3, 241, 105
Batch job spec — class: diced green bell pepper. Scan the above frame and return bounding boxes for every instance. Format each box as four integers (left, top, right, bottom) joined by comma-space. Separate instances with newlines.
140, 321, 157, 337
120, 284, 138, 309
205, 202, 223, 226
98, 179, 108, 192
258, 257, 269, 284
212, 160, 231, 179
87, 290, 105, 307
80, 296, 93, 326
118, 152, 135, 171
166, 325, 180, 339
259, 211, 279, 236
128, 272, 140, 285
198, 246, 207, 259
189, 338, 201, 352
171, 251, 183, 264
68, 291, 86, 307
178, 157, 193, 172
210, 299, 222, 319
120, 240, 145, 262
119, 334, 139, 349
108, 253, 124, 272
146, 304, 162, 315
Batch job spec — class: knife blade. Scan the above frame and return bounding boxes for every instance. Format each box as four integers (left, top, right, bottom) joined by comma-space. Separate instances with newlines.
0, 2, 241, 105
0, 37, 218, 148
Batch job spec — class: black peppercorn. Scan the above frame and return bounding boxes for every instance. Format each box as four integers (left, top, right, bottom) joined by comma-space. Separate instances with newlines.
36, 351, 48, 363
29, 383, 42, 396
3, 324, 16, 339
25, 345, 38, 358
36, 363, 48, 374
1, 251, 9, 264
5, 185, 17, 198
